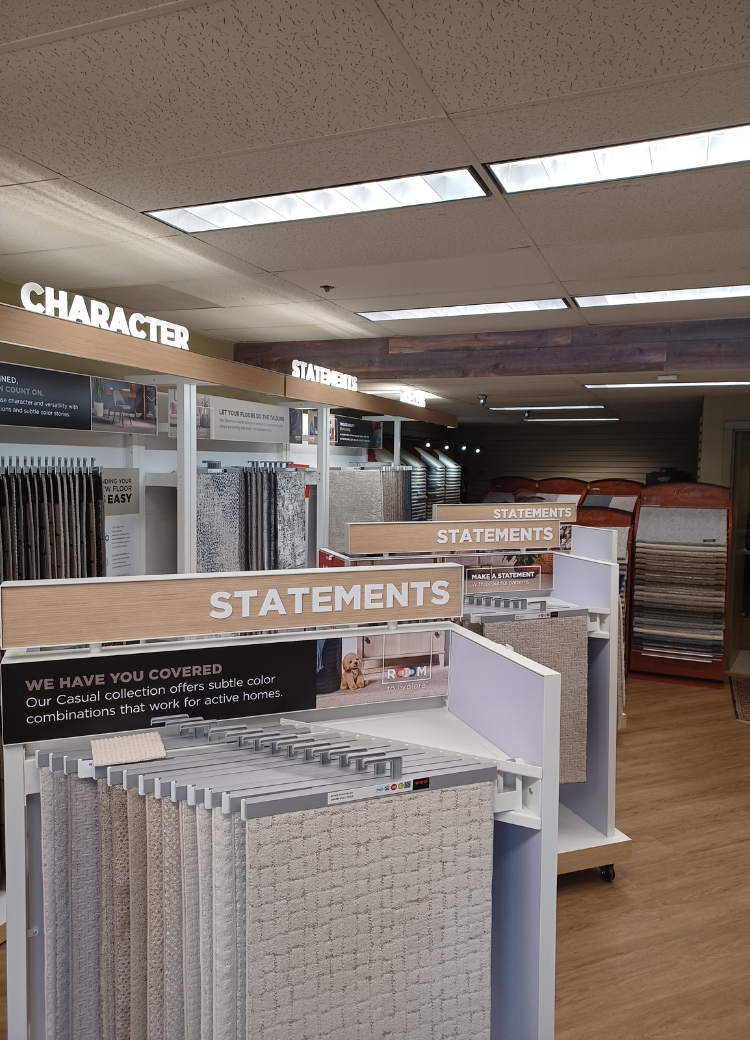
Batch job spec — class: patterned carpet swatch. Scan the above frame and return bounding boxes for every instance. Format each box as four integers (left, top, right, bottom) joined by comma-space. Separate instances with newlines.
36, 767, 493, 1039
481, 615, 588, 783
196, 470, 247, 573
276, 468, 307, 568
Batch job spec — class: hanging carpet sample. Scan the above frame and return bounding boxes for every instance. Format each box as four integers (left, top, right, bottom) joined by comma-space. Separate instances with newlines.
400, 449, 427, 520
435, 450, 461, 503
328, 468, 383, 553
481, 615, 588, 783
276, 467, 306, 568
36, 722, 495, 1039
196, 470, 247, 573
413, 447, 445, 508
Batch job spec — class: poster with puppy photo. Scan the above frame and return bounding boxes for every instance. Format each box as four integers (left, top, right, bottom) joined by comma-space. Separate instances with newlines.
315, 630, 450, 709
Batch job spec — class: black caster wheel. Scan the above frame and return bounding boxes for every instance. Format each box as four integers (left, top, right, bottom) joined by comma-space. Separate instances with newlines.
600, 864, 615, 883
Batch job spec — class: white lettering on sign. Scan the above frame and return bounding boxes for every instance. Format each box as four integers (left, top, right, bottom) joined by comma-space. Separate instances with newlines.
400, 387, 426, 407
491, 506, 574, 520
291, 359, 357, 392
208, 579, 451, 620
436, 526, 554, 545
21, 283, 190, 350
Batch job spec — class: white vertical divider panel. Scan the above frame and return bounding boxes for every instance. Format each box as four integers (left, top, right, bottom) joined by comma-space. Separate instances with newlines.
571, 524, 617, 563
448, 628, 560, 1040
176, 380, 197, 573
553, 534, 619, 837
316, 405, 330, 554
126, 433, 148, 574
5, 744, 29, 1040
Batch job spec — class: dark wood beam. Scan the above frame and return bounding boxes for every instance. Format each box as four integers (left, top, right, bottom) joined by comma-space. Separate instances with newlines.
234, 317, 750, 381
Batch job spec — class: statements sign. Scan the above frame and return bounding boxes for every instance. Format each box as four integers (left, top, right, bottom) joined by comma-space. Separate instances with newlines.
0, 564, 463, 648
347, 521, 560, 555
433, 503, 577, 522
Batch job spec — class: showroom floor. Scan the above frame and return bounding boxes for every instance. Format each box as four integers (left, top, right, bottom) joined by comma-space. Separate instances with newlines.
0, 678, 746, 1038
556, 678, 750, 1039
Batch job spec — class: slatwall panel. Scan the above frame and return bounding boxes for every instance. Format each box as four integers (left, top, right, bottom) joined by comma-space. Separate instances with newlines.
462, 421, 699, 499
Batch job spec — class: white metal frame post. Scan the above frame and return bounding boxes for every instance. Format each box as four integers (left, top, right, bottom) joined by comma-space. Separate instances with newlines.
392, 417, 402, 465
125, 433, 148, 574
316, 405, 330, 554
176, 379, 197, 573
5, 744, 29, 1040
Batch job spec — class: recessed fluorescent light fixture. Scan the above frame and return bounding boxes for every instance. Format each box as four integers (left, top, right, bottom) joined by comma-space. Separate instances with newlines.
147, 168, 487, 232
489, 405, 604, 411
575, 285, 750, 307
488, 123, 750, 192
359, 299, 567, 321
585, 381, 750, 389
523, 417, 619, 422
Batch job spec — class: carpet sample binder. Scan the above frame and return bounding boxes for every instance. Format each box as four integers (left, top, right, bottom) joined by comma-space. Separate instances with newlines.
480, 614, 588, 784
37, 720, 495, 1039
632, 507, 728, 663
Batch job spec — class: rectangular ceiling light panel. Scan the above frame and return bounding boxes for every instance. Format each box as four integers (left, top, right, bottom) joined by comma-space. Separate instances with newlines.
575, 285, 750, 307
489, 405, 603, 411
489, 123, 750, 192
148, 169, 487, 232
359, 299, 567, 321
585, 381, 750, 389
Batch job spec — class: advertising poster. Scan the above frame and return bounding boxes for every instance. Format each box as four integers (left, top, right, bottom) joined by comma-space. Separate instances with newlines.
2, 640, 318, 743
168, 392, 289, 443
102, 468, 140, 576
331, 415, 383, 448
0, 360, 91, 431
91, 379, 157, 434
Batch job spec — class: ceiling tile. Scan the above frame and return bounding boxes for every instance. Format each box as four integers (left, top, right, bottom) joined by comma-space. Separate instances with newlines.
332, 284, 564, 313
0, 144, 57, 188
455, 65, 750, 162
0, 0, 431, 178
0, 183, 109, 253
578, 298, 750, 325
544, 229, 750, 284
81, 121, 468, 211
507, 164, 750, 246
158, 275, 292, 309
197, 198, 527, 271
378, 0, 750, 112
213, 323, 382, 342
0, 0, 166, 45
149, 302, 365, 331
275, 248, 553, 299
75, 284, 223, 311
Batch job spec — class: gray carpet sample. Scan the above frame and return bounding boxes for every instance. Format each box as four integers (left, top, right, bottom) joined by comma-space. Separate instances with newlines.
482, 614, 589, 783
328, 469, 384, 553
146, 794, 165, 1040
276, 468, 307, 568
636, 506, 728, 546
245, 784, 494, 1040
196, 804, 214, 1040
127, 788, 148, 1040
162, 799, 185, 1040
180, 802, 201, 1040
111, 785, 131, 1040
69, 777, 101, 1040
40, 768, 72, 1040
196, 470, 247, 572
98, 780, 116, 1040
212, 810, 237, 1040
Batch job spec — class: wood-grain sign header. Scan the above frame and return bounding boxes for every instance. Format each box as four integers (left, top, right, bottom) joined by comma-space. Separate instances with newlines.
0, 564, 463, 649
347, 521, 561, 554
433, 503, 577, 522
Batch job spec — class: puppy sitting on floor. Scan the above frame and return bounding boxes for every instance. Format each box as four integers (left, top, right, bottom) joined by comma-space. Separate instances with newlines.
340, 652, 367, 690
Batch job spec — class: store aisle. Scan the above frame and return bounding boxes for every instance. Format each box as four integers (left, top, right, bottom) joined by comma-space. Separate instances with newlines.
556, 679, 750, 1039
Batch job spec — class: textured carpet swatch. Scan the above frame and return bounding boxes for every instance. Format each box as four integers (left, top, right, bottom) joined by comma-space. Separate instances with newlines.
70, 776, 101, 1040
276, 468, 307, 569
180, 803, 202, 1040
146, 794, 165, 1040
162, 799, 185, 1040
91, 730, 166, 767
196, 804, 214, 1040
196, 470, 247, 573
636, 507, 728, 546
127, 788, 148, 1040
245, 784, 494, 1040
111, 785, 131, 1040
482, 615, 588, 783
328, 469, 384, 553
98, 780, 115, 1040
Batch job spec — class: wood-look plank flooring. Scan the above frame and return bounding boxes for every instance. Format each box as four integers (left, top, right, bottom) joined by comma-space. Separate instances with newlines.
0, 678, 745, 1038
556, 678, 750, 1039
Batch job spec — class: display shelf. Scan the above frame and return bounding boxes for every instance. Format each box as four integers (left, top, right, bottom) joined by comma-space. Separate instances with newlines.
557, 805, 632, 875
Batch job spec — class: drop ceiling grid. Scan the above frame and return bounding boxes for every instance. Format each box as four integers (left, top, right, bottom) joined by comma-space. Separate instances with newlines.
0, 1, 747, 341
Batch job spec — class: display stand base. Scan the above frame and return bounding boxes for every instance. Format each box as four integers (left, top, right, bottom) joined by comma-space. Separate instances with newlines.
557, 805, 632, 876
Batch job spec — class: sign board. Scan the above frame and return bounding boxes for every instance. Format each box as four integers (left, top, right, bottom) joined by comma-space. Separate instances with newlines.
433, 502, 577, 522
291, 359, 357, 391
21, 282, 190, 349
102, 469, 141, 577
347, 521, 560, 555
169, 392, 289, 442
0, 563, 463, 649
332, 415, 382, 448
0, 360, 91, 431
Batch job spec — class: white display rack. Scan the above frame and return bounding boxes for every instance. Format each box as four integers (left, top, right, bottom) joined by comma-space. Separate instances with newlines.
3, 620, 560, 1040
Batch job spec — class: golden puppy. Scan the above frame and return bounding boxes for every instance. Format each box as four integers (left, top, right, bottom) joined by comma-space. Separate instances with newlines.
341, 652, 366, 690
